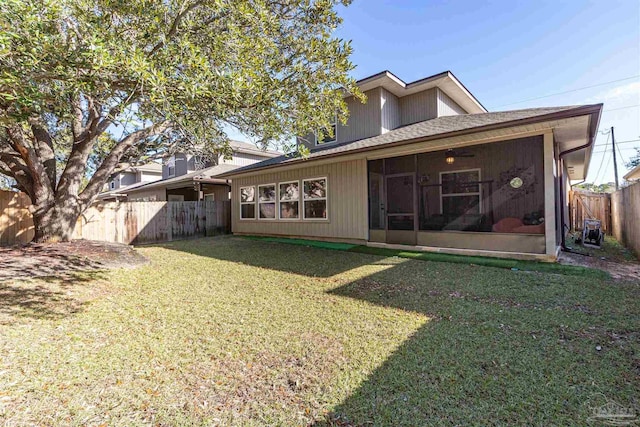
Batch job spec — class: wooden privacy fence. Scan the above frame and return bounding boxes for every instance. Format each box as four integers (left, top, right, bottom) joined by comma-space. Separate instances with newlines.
569, 190, 611, 233
0, 194, 230, 246
73, 201, 230, 244
0, 190, 34, 245
611, 183, 640, 257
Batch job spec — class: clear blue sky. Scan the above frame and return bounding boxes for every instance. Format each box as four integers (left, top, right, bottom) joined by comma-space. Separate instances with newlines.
335, 0, 640, 184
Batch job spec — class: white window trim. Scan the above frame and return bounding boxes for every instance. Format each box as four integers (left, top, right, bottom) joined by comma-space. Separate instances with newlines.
439, 168, 482, 215
258, 183, 277, 220
278, 180, 300, 221
302, 177, 329, 220
315, 114, 337, 145
239, 185, 256, 220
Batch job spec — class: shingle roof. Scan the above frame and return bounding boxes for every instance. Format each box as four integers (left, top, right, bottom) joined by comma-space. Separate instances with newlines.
219, 105, 598, 177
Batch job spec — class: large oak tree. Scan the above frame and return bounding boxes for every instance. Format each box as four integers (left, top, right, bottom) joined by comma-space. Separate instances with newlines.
0, 0, 361, 242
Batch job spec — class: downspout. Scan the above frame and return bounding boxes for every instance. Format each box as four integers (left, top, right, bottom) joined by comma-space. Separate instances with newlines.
558, 140, 595, 251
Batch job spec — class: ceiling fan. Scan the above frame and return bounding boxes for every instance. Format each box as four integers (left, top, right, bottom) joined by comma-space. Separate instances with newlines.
444, 149, 474, 165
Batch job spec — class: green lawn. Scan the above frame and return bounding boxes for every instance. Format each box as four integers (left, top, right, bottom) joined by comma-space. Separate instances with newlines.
0, 237, 638, 426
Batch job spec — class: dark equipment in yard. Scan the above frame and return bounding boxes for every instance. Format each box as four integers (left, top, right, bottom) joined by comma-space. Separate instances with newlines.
582, 219, 604, 248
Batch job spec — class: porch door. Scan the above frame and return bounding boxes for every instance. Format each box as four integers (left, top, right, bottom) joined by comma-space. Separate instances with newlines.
369, 172, 385, 230
385, 173, 417, 245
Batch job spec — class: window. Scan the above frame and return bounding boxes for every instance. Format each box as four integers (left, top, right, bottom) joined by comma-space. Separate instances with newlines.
303, 177, 327, 219
240, 186, 256, 219
440, 169, 481, 216
279, 181, 300, 219
204, 193, 215, 202
317, 115, 337, 145
168, 194, 185, 202
258, 184, 276, 219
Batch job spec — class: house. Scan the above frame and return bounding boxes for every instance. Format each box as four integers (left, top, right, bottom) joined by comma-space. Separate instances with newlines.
623, 164, 640, 182
104, 163, 163, 194
218, 70, 603, 261
100, 140, 280, 202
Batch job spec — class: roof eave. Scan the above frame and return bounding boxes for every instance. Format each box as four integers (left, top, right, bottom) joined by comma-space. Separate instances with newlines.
218, 104, 603, 179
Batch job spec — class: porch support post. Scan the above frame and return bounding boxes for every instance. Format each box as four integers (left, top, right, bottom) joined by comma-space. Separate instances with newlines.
543, 131, 558, 256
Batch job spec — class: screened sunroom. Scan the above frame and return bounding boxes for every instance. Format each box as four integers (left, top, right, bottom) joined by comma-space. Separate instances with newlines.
367, 135, 548, 254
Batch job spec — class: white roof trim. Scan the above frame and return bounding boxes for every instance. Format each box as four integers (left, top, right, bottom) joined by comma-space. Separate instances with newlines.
352, 71, 487, 114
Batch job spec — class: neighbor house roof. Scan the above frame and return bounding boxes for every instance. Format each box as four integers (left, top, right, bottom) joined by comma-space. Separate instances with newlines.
126, 163, 239, 193
218, 104, 602, 178
228, 139, 281, 157
623, 164, 640, 181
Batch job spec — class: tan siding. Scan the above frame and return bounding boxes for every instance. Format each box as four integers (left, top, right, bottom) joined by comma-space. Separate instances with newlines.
437, 88, 467, 116
127, 187, 166, 201
381, 88, 401, 133
399, 88, 438, 126
417, 136, 545, 223
232, 158, 368, 241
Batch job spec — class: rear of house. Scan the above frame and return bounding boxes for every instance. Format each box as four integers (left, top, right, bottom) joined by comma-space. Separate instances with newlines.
219, 71, 602, 261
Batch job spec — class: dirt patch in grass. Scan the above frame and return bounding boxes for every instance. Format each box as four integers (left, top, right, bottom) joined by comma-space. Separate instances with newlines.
560, 238, 640, 282
0, 239, 147, 282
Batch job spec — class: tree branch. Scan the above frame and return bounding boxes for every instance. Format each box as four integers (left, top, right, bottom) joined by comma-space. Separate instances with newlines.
79, 121, 171, 207
28, 116, 57, 188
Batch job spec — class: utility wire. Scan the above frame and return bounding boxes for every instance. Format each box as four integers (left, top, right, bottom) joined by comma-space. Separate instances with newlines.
592, 132, 610, 182
602, 104, 640, 113
494, 75, 640, 108
594, 138, 640, 147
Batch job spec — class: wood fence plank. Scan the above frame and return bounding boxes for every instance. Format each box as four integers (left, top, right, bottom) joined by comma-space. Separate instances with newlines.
1, 196, 230, 246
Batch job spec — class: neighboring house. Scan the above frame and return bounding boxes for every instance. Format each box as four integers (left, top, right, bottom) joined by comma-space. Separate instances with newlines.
623, 164, 640, 182
218, 70, 603, 261
100, 163, 163, 200
101, 140, 280, 202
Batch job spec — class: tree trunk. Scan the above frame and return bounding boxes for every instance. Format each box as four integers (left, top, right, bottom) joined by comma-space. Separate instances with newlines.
32, 204, 81, 243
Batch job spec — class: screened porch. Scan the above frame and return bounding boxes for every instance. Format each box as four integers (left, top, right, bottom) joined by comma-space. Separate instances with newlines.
367, 136, 548, 254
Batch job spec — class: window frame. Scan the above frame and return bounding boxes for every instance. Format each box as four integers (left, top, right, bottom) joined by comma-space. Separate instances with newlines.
439, 168, 482, 215
278, 180, 300, 221
302, 177, 329, 221
315, 114, 337, 145
257, 183, 277, 220
204, 193, 215, 202
239, 185, 257, 220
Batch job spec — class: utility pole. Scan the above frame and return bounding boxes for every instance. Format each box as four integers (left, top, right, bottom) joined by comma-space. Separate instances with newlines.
611, 126, 619, 190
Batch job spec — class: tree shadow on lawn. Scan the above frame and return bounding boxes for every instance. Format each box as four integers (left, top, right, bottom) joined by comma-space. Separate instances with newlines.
0, 272, 105, 324
158, 236, 380, 278
158, 237, 638, 425
314, 261, 639, 426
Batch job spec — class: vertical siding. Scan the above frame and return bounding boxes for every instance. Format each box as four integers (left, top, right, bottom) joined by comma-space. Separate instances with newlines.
127, 188, 166, 201
231, 158, 368, 241
381, 88, 401, 133
416, 136, 545, 222
399, 88, 438, 126
437, 88, 467, 116
120, 172, 138, 187
337, 88, 382, 144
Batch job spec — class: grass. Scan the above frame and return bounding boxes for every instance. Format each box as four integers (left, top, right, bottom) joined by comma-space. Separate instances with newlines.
0, 237, 638, 426
244, 235, 610, 279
